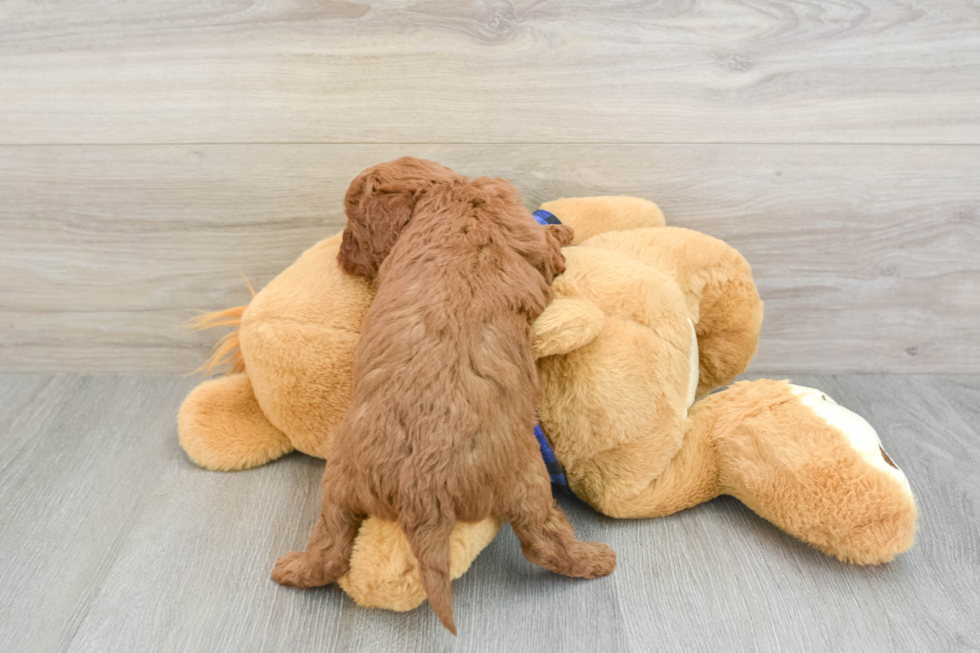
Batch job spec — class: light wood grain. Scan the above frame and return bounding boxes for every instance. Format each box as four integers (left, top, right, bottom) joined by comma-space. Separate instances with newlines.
1, 0, 979, 144
0, 373, 976, 652
0, 375, 197, 652
1, 144, 977, 373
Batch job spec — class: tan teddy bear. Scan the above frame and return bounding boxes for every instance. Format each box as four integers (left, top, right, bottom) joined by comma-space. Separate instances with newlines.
179, 196, 917, 611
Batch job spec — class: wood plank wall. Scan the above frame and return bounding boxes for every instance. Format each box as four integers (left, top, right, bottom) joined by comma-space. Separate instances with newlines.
1, 1, 978, 373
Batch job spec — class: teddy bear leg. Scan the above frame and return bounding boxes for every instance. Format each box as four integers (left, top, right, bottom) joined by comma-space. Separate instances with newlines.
708, 379, 917, 564
692, 263, 764, 399
178, 373, 294, 471
569, 414, 723, 520
659, 229, 763, 398
337, 517, 501, 611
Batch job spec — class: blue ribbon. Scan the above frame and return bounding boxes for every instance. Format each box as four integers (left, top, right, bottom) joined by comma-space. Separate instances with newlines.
530, 208, 571, 494
534, 423, 570, 491
532, 209, 561, 226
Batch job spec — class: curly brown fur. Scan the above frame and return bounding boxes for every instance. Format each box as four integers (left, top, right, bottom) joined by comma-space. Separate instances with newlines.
272, 158, 615, 633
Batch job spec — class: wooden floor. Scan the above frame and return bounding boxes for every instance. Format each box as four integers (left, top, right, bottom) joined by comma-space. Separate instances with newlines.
1, 373, 977, 652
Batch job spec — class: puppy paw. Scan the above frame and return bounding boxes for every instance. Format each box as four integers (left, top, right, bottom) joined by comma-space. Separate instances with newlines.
271, 551, 319, 589
547, 223, 574, 247
541, 224, 573, 282
570, 541, 617, 579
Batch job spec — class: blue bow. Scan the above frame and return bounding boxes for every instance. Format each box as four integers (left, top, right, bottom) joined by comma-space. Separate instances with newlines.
529, 209, 570, 492
532, 209, 561, 227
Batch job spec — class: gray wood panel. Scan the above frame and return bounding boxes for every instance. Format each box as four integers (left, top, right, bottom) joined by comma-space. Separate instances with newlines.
1, 144, 977, 373
0, 373, 977, 652
0, 375, 198, 652
1, 1, 978, 144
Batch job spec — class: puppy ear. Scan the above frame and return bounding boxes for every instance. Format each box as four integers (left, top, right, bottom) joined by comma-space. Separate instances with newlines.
338, 182, 416, 280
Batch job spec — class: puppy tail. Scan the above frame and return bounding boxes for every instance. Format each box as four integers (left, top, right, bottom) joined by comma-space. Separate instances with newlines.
403, 514, 458, 635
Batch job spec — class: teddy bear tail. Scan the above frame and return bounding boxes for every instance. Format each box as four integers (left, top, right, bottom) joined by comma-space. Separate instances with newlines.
187, 305, 248, 374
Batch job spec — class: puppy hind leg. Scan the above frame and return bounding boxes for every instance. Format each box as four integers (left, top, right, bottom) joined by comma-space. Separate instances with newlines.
272, 479, 363, 589
400, 510, 458, 635
510, 496, 616, 580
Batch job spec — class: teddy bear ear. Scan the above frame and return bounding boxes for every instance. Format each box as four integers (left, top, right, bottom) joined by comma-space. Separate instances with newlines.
533, 296, 605, 358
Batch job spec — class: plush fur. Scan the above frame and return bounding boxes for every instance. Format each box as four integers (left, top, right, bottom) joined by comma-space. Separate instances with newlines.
538, 196, 665, 242
533, 232, 916, 562
178, 195, 917, 617
269, 159, 614, 634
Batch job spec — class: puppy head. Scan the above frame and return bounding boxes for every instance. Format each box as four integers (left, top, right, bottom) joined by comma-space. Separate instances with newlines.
339, 157, 460, 280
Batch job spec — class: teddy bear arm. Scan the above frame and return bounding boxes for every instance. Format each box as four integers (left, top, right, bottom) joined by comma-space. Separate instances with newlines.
178, 373, 294, 471
538, 197, 665, 244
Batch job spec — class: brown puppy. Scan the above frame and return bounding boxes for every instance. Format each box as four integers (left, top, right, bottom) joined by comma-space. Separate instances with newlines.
271, 158, 616, 633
